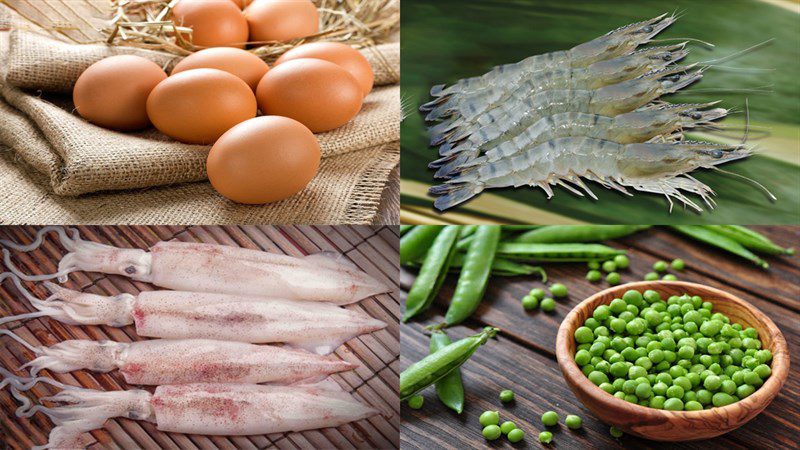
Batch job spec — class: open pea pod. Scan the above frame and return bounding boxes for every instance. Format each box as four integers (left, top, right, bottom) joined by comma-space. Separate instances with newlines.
401, 326, 498, 400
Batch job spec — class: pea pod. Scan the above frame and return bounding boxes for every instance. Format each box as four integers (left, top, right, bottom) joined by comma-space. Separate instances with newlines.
430, 330, 465, 413
671, 225, 768, 269
495, 243, 625, 262
402, 226, 460, 322
444, 226, 501, 326
400, 225, 442, 265
702, 225, 794, 255
459, 225, 478, 238
410, 255, 546, 278
513, 225, 650, 243
400, 225, 414, 235
400, 327, 498, 400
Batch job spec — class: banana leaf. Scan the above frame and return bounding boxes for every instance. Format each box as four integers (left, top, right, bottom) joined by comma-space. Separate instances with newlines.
400, 0, 800, 224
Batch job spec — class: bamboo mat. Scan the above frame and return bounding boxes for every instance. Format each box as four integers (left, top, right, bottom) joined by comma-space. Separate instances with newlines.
0, 225, 400, 449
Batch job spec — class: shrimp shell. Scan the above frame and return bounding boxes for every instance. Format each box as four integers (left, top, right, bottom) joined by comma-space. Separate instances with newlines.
430, 138, 751, 212
435, 103, 728, 177
425, 43, 689, 122
424, 13, 677, 102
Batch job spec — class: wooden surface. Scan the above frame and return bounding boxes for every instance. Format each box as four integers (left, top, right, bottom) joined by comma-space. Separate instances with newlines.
556, 281, 790, 442
0, 225, 399, 449
400, 226, 799, 449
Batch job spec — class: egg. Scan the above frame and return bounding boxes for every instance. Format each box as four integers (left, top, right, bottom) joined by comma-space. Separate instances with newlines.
256, 58, 362, 132
73, 55, 167, 131
207, 116, 320, 204
171, 47, 269, 91
275, 42, 374, 97
172, 0, 248, 48
146, 68, 257, 144
244, 0, 319, 42
228, 0, 252, 8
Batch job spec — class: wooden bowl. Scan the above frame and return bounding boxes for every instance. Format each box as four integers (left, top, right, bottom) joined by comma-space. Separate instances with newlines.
555, 281, 789, 441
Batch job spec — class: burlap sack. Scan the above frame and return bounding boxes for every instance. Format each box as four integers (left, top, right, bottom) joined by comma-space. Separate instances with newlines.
0, 30, 400, 197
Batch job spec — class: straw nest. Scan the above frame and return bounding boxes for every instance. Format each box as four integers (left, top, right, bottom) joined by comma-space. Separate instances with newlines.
103, 0, 399, 59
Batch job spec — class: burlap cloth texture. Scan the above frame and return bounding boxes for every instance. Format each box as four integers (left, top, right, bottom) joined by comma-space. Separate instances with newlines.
0, 27, 399, 224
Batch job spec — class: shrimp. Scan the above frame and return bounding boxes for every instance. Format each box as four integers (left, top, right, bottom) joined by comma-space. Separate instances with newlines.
0, 328, 356, 385
1, 370, 379, 450
0, 272, 386, 355
428, 65, 703, 158
422, 12, 677, 105
434, 102, 728, 177
424, 43, 689, 123
429, 138, 751, 212
0, 227, 389, 305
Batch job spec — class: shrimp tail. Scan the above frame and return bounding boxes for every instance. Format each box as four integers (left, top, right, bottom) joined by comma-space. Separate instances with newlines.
434, 153, 474, 179
430, 183, 483, 211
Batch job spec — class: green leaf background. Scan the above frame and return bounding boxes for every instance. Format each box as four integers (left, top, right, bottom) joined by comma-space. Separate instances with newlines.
401, 0, 800, 224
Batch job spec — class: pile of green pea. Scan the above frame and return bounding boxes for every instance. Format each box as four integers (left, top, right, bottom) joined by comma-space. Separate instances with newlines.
521, 283, 568, 312
586, 256, 685, 286
574, 289, 773, 411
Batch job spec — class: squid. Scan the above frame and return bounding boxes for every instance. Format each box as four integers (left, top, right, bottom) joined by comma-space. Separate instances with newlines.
1, 369, 380, 450
0, 329, 357, 385
0, 227, 390, 305
0, 273, 387, 355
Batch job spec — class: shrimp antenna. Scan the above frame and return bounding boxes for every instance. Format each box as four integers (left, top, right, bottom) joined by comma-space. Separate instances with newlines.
677, 84, 773, 94
741, 98, 750, 145
704, 65, 774, 74
712, 167, 776, 201
699, 39, 774, 65
649, 37, 715, 49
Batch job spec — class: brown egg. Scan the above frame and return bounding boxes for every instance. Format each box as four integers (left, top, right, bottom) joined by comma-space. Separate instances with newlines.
172, 0, 248, 48
228, 0, 252, 8
244, 0, 319, 42
275, 42, 374, 97
207, 116, 320, 204
73, 55, 167, 131
256, 58, 362, 133
147, 68, 257, 144
172, 47, 269, 91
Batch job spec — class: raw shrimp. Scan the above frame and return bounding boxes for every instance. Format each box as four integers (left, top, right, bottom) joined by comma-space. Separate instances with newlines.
422, 13, 676, 104
0, 272, 386, 355
1, 370, 379, 450
428, 65, 703, 158
0, 227, 389, 305
0, 329, 356, 385
434, 102, 728, 177
425, 43, 689, 123
429, 138, 750, 212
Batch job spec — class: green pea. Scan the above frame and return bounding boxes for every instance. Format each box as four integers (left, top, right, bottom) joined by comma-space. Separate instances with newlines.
643, 272, 658, 281
588, 260, 600, 270
736, 384, 755, 398
483, 424, 502, 440
587, 270, 602, 282
508, 428, 525, 443
539, 431, 553, 444
671, 259, 685, 270
653, 261, 668, 272
754, 364, 771, 379
479, 410, 499, 426
666, 385, 684, 399
541, 297, 556, 312
712, 392, 737, 407
550, 283, 568, 298
684, 400, 702, 411
662, 274, 678, 281
500, 421, 517, 435
522, 295, 539, 310
606, 272, 621, 285
575, 326, 594, 344
499, 389, 515, 403
664, 397, 684, 411
541, 411, 558, 427
602, 260, 617, 272
635, 383, 652, 399
614, 255, 630, 269
610, 426, 624, 438
575, 349, 591, 366
530, 288, 546, 300
565, 414, 582, 429
407, 395, 423, 409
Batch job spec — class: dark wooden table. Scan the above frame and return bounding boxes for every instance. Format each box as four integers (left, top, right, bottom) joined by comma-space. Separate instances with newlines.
400, 226, 799, 449
0, 225, 399, 450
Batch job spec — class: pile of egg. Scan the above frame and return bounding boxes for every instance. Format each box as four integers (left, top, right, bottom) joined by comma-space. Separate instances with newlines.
72, 0, 375, 205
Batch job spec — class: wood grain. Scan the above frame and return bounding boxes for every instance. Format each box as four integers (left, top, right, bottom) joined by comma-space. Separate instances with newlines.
556, 281, 789, 441
400, 226, 800, 449
0, 226, 399, 450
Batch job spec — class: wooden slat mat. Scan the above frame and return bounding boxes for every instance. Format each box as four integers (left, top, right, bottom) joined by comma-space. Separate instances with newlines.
400, 226, 800, 449
0, 226, 400, 449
